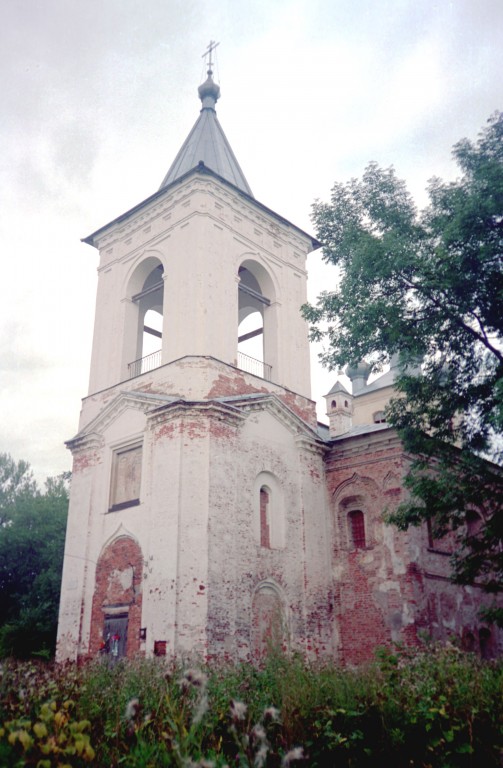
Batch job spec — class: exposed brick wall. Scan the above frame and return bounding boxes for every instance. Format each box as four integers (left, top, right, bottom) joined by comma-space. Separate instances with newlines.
88, 536, 143, 658
327, 433, 418, 663
72, 450, 102, 474
207, 370, 317, 426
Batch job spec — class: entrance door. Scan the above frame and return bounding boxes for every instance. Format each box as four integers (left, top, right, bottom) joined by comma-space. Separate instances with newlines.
103, 614, 128, 659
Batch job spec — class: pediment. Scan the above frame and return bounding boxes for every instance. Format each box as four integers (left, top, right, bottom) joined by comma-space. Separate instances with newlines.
217, 393, 324, 450
67, 391, 180, 449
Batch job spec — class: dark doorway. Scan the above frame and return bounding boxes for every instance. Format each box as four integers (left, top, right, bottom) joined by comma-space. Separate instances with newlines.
102, 614, 128, 659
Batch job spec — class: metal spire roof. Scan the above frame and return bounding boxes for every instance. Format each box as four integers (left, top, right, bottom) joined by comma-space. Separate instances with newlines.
159, 67, 253, 197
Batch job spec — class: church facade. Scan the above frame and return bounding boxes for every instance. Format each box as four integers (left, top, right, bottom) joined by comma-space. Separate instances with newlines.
56, 67, 500, 664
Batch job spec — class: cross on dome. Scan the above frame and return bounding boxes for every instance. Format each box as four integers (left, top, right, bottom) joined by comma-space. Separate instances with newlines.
159, 42, 253, 196
202, 40, 220, 75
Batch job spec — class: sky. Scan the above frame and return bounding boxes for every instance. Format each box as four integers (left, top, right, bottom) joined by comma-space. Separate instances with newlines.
1, 0, 502, 485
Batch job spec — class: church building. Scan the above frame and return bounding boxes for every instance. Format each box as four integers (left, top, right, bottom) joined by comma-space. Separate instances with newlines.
56, 61, 500, 664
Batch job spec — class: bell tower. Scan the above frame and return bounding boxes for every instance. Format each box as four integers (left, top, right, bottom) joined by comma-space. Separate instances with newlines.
57, 58, 330, 663
83, 59, 315, 399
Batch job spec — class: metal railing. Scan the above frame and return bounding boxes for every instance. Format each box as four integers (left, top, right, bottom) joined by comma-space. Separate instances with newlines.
237, 351, 272, 381
128, 349, 162, 378
128, 348, 271, 381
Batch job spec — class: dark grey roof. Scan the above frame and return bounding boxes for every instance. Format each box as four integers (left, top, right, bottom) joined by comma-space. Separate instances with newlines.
159, 71, 253, 196
329, 422, 391, 441
325, 380, 351, 397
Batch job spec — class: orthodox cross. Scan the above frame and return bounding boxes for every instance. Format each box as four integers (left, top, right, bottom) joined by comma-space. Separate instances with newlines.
202, 40, 220, 72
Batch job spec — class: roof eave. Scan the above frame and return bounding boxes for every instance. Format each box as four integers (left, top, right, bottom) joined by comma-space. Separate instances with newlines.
81, 163, 321, 251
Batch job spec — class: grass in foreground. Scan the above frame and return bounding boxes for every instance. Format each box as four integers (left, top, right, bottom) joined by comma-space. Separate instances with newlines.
0, 643, 501, 766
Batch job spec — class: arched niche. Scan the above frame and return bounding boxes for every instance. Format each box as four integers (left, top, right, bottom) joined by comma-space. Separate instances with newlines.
89, 534, 144, 659
332, 474, 381, 550
251, 579, 287, 658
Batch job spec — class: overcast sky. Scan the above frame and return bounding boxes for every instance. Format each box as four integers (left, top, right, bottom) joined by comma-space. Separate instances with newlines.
1, 0, 501, 485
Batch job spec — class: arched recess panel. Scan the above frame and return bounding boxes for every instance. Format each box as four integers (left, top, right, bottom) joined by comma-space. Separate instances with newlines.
332, 474, 381, 551
237, 259, 277, 380
253, 471, 285, 549
88, 535, 143, 659
122, 256, 164, 378
251, 581, 286, 658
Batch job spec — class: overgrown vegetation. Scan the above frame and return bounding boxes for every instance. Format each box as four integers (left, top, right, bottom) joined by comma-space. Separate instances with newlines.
0, 645, 501, 766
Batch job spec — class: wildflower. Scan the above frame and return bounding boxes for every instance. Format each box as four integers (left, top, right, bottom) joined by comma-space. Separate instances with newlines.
192, 691, 209, 725
252, 723, 267, 743
179, 668, 208, 691
230, 699, 247, 721
282, 746, 304, 765
254, 742, 269, 767
125, 697, 140, 721
263, 706, 280, 722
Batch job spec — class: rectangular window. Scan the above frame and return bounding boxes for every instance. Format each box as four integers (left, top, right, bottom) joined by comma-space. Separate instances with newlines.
348, 510, 366, 549
109, 443, 142, 511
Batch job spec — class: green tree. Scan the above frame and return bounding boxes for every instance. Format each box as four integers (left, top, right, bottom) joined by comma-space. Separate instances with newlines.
0, 454, 69, 658
303, 113, 503, 622
0, 452, 37, 526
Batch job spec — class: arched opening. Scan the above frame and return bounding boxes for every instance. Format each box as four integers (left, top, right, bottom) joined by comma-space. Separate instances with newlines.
373, 410, 387, 424
237, 261, 275, 380
126, 259, 164, 378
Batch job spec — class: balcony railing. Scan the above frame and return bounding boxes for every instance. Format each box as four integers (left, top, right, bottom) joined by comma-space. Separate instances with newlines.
128, 349, 162, 378
128, 349, 271, 381
237, 351, 272, 381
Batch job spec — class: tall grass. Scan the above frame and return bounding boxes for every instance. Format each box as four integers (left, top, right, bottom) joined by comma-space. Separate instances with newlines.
0, 643, 501, 766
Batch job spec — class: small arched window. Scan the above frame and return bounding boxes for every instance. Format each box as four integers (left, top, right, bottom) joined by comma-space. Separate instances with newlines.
331, 400, 337, 409
348, 510, 366, 549
254, 473, 285, 549
260, 486, 271, 549
373, 410, 386, 424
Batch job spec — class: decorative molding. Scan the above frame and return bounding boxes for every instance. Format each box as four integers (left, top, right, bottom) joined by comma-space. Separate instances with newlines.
66, 431, 105, 454
219, 392, 322, 444
147, 399, 247, 429
69, 391, 176, 443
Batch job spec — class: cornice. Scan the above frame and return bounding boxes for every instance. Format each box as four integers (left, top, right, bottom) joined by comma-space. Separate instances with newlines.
325, 428, 404, 466
66, 431, 105, 454
218, 392, 322, 444
147, 399, 247, 429
69, 391, 176, 443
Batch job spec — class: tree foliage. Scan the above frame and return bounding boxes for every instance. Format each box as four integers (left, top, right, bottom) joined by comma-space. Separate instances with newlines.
303, 113, 503, 620
0, 453, 69, 658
